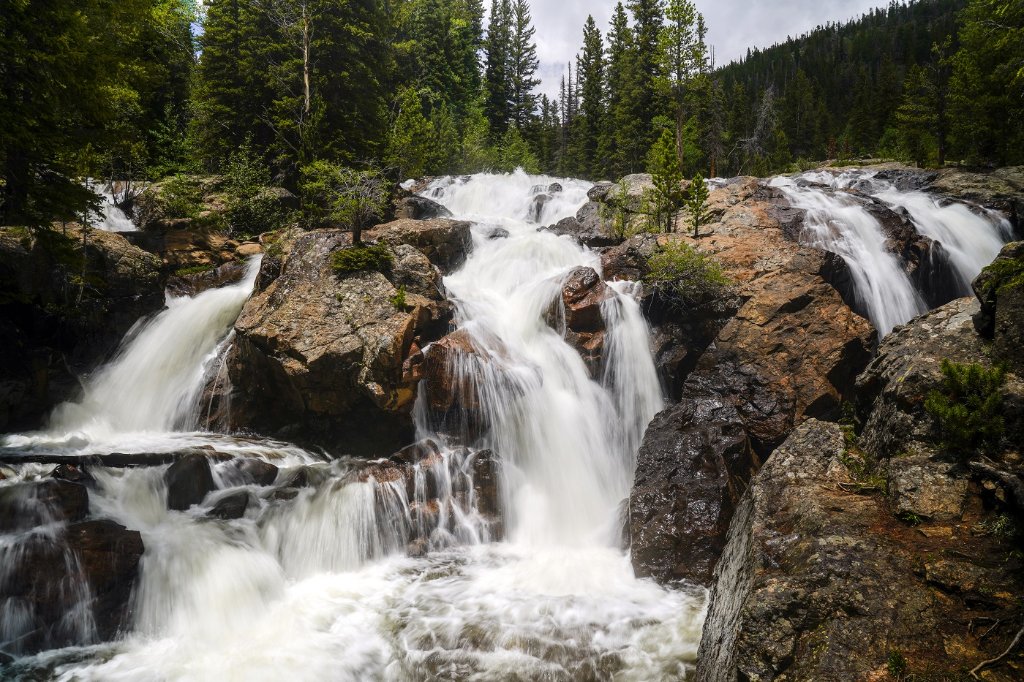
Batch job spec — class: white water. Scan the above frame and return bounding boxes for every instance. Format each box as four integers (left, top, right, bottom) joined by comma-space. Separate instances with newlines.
2, 171, 705, 680
823, 170, 1014, 296
771, 174, 927, 335
86, 180, 138, 232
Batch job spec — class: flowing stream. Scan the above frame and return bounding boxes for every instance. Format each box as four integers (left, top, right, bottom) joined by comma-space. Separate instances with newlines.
1, 171, 705, 680
771, 170, 1012, 335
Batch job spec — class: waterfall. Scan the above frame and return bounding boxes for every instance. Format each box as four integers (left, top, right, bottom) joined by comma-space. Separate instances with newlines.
418, 170, 664, 546
2, 173, 705, 680
771, 174, 927, 336
4, 257, 263, 451
829, 170, 1014, 296
85, 180, 138, 232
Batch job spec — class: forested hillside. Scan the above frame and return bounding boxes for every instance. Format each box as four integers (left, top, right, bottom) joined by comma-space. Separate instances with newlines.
1, 0, 1022, 230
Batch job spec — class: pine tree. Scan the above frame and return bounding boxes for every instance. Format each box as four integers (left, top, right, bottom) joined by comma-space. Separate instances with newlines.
576, 16, 606, 179
661, 0, 700, 168
508, 0, 540, 129
484, 0, 513, 136
623, 0, 667, 172
600, 2, 634, 178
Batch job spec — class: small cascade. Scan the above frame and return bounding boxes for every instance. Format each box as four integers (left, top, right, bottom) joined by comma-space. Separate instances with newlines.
826, 170, 1014, 296
771, 174, 927, 335
86, 180, 138, 232
10, 257, 264, 449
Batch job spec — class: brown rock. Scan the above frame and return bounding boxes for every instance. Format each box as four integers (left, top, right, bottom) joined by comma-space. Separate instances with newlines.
365, 218, 472, 273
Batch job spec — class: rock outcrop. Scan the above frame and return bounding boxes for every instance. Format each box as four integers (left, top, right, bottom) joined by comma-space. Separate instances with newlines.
696, 419, 1024, 682
0, 226, 165, 431
972, 241, 1024, 372
223, 227, 459, 455
629, 373, 757, 586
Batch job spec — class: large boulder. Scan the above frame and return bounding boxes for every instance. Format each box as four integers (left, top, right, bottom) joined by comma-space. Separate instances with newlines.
554, 266, 614, 373
223, 229, 453, 455
663, 178, 876, 451
393, 194, 453, 221
629, 373, 757, 586
0, 479, 89, 532
365, 218, 472, 273
696, 419, 1024, 682
164, 452, 216, 511
419, 330, 492, 443
0, 226, 165, 431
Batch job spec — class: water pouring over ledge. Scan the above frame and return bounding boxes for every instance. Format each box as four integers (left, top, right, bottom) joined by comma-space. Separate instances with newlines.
1, 171, 706, 680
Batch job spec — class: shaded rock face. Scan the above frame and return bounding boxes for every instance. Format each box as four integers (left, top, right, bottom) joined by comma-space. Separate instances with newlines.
419, 330, 492, 444
543, 203, 621, 248
629, 373, 757, 586
223, 228, 457, 456
0, 226, 165, 431
973, 241, 1024, 372
0, 479, 89, 532
695, 419, 1024, 682
164, 453, 216, 511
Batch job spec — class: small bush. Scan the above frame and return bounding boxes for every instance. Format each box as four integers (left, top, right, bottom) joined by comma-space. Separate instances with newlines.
300, 161, 389, 242
644, 240, 730, 309
390, 285, 408, 310
331, 243, 393, 276
924, 360, 1006, 457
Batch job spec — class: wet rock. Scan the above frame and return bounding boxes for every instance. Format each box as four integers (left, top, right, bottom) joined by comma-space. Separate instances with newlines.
0, 479, 89, 532
166, 260, 247, 297
630, 373, 757, 586
278, 465, 329, 490
420, 330, 495, 442
543, 207, 621, 248
855, 297, 1020, 460
482, 226, 509, 240
165, 453, 215, 511
207, 490, 251, 519
972, 241, 1024, 372
548, 183, 563, 194
0, 518, 143, 654
554, 267, 614, 374
887, 454, 968, 521
50, 462, 96, 487
221, 458, 279, 487
224, 229, 448, 456
530, 193, 552, 222
393, 195, 453, 221
365, 218, 472, 273
470, 449, 501, 521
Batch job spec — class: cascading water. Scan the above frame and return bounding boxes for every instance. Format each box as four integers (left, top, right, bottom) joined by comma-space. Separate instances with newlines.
85, 180, 138, 232
1, 171, 705, 680
819, 170, 1014, 296
771, 174, 927, 335
771, 170, 1012, 335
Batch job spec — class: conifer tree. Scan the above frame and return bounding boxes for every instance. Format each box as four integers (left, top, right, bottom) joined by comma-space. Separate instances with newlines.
484, 0, 513, 135
600, 3, 635, 178
509, 0, 540, 129
576, 16, 606, 179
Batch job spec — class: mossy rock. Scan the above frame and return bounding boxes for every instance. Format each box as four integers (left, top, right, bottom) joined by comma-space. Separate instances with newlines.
330, 243, 393, 276
972, 242, 1024, 371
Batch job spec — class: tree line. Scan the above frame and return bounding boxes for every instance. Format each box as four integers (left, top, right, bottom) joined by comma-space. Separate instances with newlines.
1, 0, 1021, 230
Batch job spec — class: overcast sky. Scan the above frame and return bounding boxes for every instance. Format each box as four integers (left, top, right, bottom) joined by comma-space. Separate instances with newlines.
530, 0, 892, 97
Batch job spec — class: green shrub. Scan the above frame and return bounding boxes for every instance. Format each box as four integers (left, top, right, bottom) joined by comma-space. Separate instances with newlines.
299, 161, 389, 243
390, 285, 408, 310
223, 143, 292, 238
644, 240, 730, 309
160, 174, 204, 220
174, 264, 215, 277
887, 650, 908, 679
331, 243, 393, 276
924, 360, 1006, 457
686, 173, 712, 238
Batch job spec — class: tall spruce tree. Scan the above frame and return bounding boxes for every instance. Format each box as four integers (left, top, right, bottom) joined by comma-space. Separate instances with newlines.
508, 0, 540, 129
575, 16, 606, 179
600, 2, 634, 178
484, 0, 513, 135
623, 0, 666, 172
